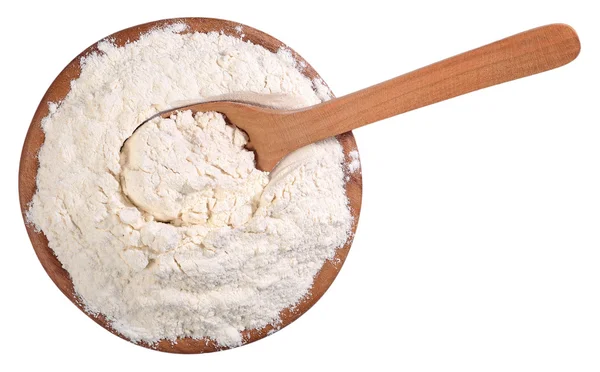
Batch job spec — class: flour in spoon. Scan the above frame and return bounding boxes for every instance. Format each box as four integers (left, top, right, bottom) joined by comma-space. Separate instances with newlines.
27, 25, 354, 347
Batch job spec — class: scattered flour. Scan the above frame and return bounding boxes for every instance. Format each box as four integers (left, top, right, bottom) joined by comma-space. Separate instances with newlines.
27, 25, 354, 347
348, 150, 361, 173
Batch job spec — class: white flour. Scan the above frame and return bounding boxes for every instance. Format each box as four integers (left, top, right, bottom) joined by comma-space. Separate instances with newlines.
27, 25, 353, 347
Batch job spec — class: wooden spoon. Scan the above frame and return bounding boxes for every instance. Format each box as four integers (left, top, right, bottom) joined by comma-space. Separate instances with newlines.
160, 23, 580, 171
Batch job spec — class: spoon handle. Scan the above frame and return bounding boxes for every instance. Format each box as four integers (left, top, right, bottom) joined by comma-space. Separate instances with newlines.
292, 24, 579, 142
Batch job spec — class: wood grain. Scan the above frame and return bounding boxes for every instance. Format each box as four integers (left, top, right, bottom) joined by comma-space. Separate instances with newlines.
18, 18, 362, 353
170, 24, 579, 171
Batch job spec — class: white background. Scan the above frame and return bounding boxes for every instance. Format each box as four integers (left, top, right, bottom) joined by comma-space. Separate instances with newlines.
2, 0, 599, 370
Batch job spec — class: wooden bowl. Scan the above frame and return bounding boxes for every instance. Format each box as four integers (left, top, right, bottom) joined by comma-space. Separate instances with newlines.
19, 17, 362, 353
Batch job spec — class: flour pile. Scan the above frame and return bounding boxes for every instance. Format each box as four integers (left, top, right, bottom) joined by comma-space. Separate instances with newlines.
27, 24, 353, 347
